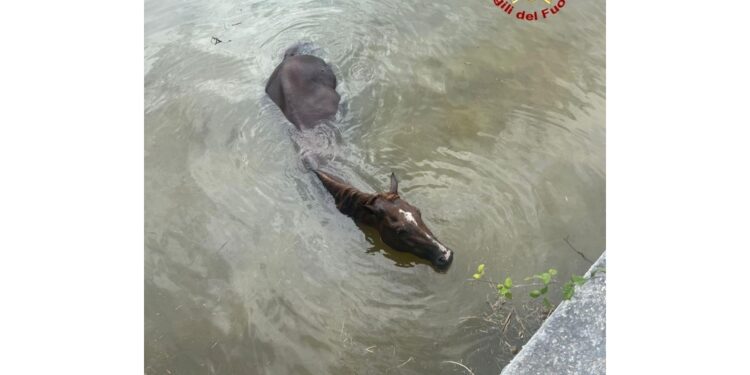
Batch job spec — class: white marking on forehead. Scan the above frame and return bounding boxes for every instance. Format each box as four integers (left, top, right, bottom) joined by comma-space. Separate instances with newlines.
398, 209, 418, 225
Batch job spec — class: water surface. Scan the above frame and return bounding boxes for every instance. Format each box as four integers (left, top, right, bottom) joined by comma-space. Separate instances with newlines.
145, 0, 605, 373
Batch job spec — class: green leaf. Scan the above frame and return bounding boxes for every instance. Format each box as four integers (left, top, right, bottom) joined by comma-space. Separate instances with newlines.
562, 282, 574, 300
540, 273, 551, 285
530, 290, 541, 298
497, 285, 512, 300
548, 268, 557, 276
504, 277, 513, 288
572, 275, 586, 286
472, 264, 485, 279
540, 286, 548, 295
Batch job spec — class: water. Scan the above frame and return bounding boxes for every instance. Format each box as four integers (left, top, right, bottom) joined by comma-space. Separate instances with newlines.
145, 0, 605, 373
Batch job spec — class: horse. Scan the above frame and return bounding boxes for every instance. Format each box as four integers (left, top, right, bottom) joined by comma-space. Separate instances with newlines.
265, 44, 454, 271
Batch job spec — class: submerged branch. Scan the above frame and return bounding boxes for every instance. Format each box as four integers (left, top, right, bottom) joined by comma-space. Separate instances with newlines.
564, 235, 594, 264
442, 361, 476, 375
396, 357, 413, 368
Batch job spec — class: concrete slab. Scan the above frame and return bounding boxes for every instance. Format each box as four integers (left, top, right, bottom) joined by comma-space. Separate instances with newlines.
500, 252, 606, 375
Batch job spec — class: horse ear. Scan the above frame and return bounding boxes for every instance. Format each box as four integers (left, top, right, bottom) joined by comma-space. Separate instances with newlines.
389, 172, 399, 194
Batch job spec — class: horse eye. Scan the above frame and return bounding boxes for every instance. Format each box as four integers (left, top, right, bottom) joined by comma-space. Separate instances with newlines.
396, 227, 407, 235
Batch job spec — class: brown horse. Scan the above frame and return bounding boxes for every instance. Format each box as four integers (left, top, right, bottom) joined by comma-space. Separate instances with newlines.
265, 44, 454, 271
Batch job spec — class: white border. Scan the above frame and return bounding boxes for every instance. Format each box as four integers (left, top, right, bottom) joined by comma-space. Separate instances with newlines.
609, 1, 750, 373
1, 2, 143, 374
2, 0, 750, 373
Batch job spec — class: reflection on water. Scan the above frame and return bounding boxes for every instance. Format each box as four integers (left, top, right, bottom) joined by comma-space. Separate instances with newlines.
145, 0, 605, 373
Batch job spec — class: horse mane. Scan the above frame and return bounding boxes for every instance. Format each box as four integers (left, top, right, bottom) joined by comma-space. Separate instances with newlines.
378, 192, 399, 202
334, 185, 376, 217
314, 170, 399, 221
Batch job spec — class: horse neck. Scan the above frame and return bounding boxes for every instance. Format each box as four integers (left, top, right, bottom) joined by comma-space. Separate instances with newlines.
313, 170, 377, 226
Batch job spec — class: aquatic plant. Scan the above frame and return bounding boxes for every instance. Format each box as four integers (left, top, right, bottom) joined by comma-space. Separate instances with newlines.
471, 264, 601, 308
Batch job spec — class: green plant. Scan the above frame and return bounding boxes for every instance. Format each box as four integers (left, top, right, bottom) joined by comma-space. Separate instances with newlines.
527, 268, 557, 308
498, 276, 513, 299
470, 265, 595, 306
472, 264, 485, 280
561, 275, 587, 300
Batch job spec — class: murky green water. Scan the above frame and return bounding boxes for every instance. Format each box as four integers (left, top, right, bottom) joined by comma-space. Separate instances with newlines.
145, 0, 605, 373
